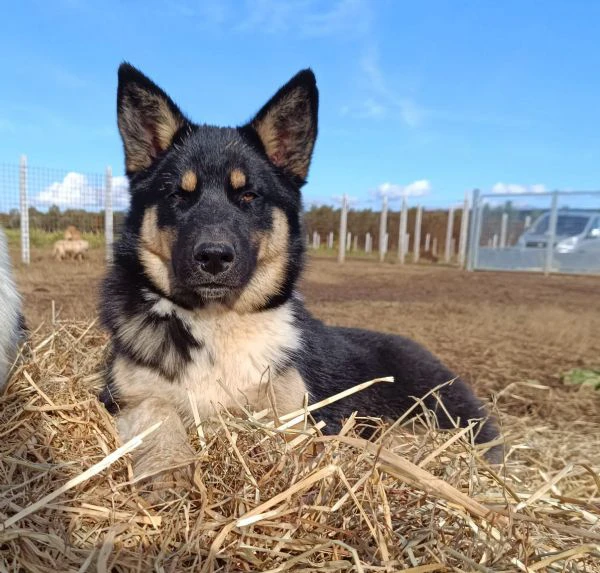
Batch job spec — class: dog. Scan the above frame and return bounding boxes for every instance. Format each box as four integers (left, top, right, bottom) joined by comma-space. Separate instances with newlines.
0, 228, 26, 389
53, 239, 89, 261
64, 225, 82, 241
99, 64, 502, 487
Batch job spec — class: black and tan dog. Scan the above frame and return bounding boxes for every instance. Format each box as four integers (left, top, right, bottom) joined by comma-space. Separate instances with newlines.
100, 64, 502, 485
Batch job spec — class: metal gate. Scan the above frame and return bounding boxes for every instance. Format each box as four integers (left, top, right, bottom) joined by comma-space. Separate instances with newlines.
467, 190, 600, 275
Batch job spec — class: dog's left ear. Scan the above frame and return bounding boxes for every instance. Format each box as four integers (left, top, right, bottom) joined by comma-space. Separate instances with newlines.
248, 69, 318, 182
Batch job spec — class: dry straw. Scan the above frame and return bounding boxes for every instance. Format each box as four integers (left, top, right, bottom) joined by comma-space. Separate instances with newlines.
0, 321, 599, 572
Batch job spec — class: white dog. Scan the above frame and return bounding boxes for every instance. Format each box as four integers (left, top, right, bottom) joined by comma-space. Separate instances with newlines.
0, 229, 24, 389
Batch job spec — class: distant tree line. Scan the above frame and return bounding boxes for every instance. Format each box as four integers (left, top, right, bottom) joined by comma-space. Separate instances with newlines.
303, 204, 467, 250
303, 202, 553, 250
0, 201, 567, 249
0, 206, 126, 234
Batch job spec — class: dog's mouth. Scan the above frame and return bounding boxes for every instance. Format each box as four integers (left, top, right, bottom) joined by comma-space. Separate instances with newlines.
195, 284, 233, 300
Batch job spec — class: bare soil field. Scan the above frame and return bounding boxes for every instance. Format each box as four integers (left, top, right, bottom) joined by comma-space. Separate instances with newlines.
12, 248, 600, 429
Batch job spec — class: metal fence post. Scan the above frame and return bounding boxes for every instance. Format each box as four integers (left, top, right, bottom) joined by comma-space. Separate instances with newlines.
104, 166, 113, 263
337, 194, 347, 263
544, 191, 559, 276
19, 155, 30, 265
466, 189, 480, 271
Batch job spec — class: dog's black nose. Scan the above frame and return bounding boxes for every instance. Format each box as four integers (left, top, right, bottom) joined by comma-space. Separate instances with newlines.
193, 242, 235, 275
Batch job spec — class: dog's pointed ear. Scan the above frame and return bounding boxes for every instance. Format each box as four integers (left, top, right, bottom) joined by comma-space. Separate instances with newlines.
117, 63, 188, 174
248, 69, 318, 182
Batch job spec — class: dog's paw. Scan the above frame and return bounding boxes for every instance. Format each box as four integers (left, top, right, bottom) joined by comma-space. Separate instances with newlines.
132, 446, 196, 503
139, 465, 195, 504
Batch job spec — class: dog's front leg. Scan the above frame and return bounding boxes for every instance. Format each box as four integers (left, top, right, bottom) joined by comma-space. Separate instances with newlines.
117, 397, 196, 496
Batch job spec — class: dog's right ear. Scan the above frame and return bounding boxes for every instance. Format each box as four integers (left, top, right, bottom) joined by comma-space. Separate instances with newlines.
117, 63, 188, 175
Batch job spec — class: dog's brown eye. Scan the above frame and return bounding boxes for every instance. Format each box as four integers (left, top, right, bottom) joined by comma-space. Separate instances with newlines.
241, 192, 257, 204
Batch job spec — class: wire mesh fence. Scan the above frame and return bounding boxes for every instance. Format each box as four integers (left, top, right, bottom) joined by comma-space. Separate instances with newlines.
468, 190, 600, 274
303, 194, 470, 266
0, 157, 130, 263
2, 157, 599, 275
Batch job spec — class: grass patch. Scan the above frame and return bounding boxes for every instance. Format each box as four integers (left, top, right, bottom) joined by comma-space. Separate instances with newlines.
3, 228, 106, 249
563, 368, 600, 390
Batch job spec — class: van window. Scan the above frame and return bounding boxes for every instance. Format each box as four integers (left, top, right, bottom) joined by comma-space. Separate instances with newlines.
532, 214, 590, 236
588, 216, 600, 237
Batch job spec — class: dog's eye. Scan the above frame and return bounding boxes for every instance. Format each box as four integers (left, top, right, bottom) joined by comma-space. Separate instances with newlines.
240, 192, 257, 204
168, 188, 195, 207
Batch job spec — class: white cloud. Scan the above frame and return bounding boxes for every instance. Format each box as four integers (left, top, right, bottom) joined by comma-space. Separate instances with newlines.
111, 176, 130, 210
36, 172, 98, 208
492, 182, 547, 195
34, 172, 130, 211
398, 98, 424, 128
355, 47, 426, 128
374, 180, 432, 199
342, 99, 387, 119
363, 99, 386, 118
302, 0, 372, 37
530, 183, 547, 194
230, 0, 371, 37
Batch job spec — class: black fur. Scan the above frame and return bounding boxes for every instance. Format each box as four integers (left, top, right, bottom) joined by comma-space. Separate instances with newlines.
101, 64, 502, 463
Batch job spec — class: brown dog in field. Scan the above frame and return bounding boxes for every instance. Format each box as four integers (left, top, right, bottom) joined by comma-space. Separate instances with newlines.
53, 239, 89, 261
64, 225, 82, 241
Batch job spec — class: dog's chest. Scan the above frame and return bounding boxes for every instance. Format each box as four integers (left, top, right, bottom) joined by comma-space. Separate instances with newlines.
122, 299, 303, 418
182, 306, 300, 414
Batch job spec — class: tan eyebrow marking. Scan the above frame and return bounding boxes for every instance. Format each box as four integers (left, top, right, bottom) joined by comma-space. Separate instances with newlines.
180, 170, 197, 192
230, 168, 247, 190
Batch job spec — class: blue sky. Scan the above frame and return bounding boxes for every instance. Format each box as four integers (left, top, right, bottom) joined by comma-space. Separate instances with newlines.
1, 0, 600, 209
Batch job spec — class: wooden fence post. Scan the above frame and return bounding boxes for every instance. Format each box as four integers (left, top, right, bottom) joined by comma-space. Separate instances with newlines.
104, 166, 113, 263
338, 195, 348, 263
444, 206, 454, 263
379, 195, 388, 262
413, 205, 422, 263
398, 196, 408, 264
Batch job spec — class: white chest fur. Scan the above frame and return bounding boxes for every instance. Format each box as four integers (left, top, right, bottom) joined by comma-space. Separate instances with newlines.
112, 298, 305, 423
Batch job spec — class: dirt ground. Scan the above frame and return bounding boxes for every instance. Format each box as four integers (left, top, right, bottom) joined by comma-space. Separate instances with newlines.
12, 247, 600, 428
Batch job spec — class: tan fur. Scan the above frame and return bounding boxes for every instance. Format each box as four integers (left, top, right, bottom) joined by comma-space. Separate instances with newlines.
252, 92, 315, 180
180, 170, 197, 192
229, 168, 247, 190
119, 87, 184, 172
234, 208, 289, 313
110, 300, 307, 479
53, 239, 89, 261
63, 225, 81, 241
138, 207, 175, 295
117, 397, 195, 482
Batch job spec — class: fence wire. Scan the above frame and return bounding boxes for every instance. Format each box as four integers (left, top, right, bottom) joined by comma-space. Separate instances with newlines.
0, 159, 130, 260
2, 159, 599, 275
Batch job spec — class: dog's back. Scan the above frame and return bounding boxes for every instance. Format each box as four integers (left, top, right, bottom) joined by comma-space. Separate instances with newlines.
294, 308, 501, 459
53, 239, 89, 260
0, 229, 24, 389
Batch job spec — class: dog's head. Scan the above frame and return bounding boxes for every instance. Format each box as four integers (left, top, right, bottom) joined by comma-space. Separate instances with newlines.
116, 63, 318, 312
